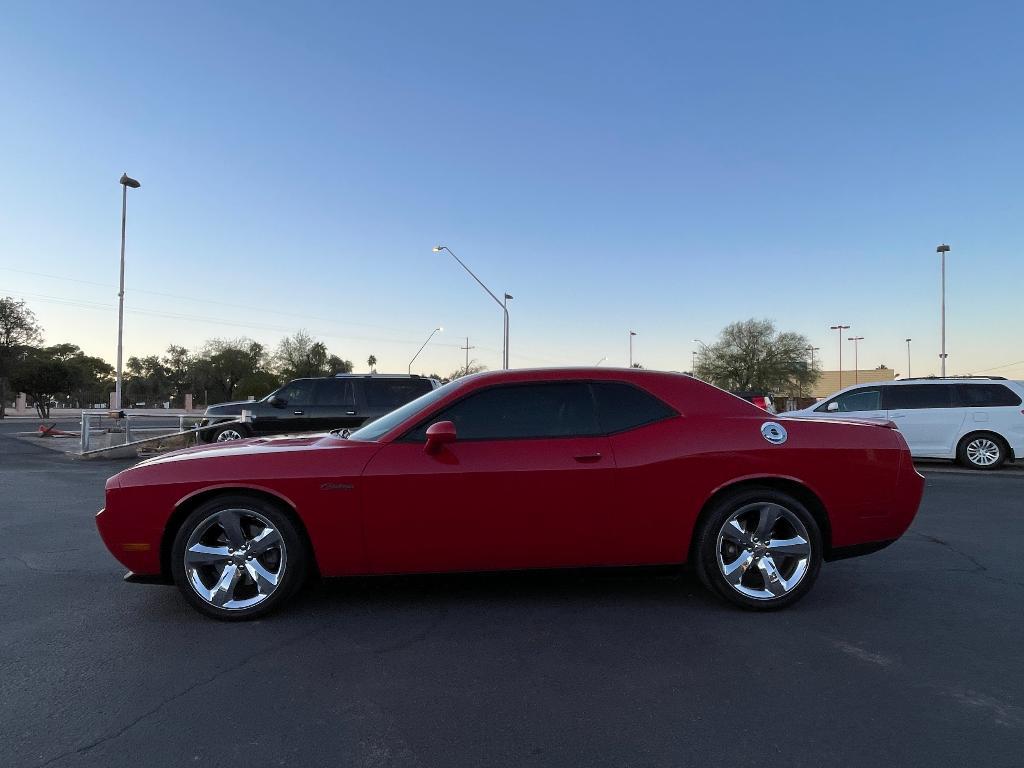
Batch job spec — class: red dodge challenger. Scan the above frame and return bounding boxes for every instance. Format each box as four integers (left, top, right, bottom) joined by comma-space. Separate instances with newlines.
97, 368, 924, 620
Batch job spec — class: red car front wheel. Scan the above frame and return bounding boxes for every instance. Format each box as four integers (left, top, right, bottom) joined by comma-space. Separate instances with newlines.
170, 495, 307, 620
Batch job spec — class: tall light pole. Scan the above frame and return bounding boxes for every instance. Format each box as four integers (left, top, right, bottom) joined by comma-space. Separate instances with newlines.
905, 338, 912, 378
629, 331, 637, 367
848, 336, 864, 383
830, 325, 850, 389
408, 327, 442, 375
936, 244, 951, 376
502, 293, 513, 368
115, 173, 141, 410
433, 246, 510, 370
595, 356, 606, 366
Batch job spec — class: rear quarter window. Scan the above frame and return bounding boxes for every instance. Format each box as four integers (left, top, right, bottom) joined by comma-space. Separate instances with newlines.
957, 384, 1023, 407
592, 382, 677, 433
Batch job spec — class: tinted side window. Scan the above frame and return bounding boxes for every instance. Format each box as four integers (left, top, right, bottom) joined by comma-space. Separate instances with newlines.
276, 379, 315, 405
407, 383, 599, 441
885, 384, 954, 410
364, 379, 434, 409
957, 384, 1022, 407
315, 379, 356, 406
592, 382, 676, 433
815, 388, 881, 412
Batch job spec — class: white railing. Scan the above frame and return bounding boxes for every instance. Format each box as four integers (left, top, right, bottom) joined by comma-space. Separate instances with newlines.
79, 410, 253, 455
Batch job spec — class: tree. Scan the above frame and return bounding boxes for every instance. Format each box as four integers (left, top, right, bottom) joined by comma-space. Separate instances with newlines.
367, 354, 377, 372
327, 355, 353, 374
0, 298, 43, 418
125, 355, 172, 406
192, 338, 267, 404
234, 371, 280, 400
276, 330, 351, 379
694, 318, 819, 395
10, 347, 82, 418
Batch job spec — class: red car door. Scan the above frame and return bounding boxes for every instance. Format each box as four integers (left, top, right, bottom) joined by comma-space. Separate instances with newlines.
359, 382, 621, 574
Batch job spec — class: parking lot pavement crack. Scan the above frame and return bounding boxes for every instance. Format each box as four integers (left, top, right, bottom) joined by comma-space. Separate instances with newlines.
30, 625, 329, 768
371, 605, 449, 655
909, 533, 987, 572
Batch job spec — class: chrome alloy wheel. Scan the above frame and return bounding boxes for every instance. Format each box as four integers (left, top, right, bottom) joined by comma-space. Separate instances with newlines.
215, 428, 244, 442
716, 502, 812, 600
183, 508, 287, 610
965, 437, 1000, 467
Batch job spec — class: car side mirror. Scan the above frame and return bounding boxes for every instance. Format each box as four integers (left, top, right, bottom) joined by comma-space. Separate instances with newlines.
424, 420, 456, 454
268, 395, 286, 408
827, 401, 839, 412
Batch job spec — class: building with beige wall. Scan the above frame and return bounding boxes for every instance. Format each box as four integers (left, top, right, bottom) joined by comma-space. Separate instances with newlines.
811, 367, 896, 399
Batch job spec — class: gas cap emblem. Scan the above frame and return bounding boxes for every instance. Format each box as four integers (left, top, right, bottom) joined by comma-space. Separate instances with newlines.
760, 421, 788, 445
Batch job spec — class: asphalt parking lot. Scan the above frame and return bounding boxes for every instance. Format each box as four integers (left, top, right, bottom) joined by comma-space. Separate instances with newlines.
2, 419, 1022, 767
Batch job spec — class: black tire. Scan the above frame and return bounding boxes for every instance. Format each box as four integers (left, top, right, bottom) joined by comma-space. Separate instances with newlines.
170, 494, 307, 621
693, 487, 823, 611
956, 432, 1007, 470
206, 422, 250, 443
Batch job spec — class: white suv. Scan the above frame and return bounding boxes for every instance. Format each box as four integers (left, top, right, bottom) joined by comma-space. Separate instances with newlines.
782, 377, 1024, 470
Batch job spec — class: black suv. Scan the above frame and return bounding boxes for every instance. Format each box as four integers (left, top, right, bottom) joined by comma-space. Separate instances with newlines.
200, 374, 441, 442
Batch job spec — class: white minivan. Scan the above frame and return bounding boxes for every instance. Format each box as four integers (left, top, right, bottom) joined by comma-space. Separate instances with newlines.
782, 377, 1024, 470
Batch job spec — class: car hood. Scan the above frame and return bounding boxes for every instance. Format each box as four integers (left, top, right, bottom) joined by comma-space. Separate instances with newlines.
129, 433, 375, 469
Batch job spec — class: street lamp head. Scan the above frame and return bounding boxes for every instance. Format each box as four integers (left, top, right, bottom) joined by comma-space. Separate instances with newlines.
936, 244, 951, 253
432, 245, 445, 253
504, 293, 513, 300
830, 324, 850, 331
119, 173, 141, 189
905, 338, 912, 342
436, 327, 443, 333
848, 336, 864, 341
630, 331, 637, 336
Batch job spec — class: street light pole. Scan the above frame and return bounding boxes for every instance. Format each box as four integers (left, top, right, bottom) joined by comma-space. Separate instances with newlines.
905, 338, 912, 378
848, 336, 864, 384
629, 331, 637, 367
936, 244, 951, 376
433, 246, 510, 370
408, 327, 443, 375
830, 325, 850, 389
502, 293, 513, 369
115, 173, 141, 410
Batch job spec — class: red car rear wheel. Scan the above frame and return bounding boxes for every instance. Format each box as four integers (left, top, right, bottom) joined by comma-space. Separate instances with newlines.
695, 488, 822, 610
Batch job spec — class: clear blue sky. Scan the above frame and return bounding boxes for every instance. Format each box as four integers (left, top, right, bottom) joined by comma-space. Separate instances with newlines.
2, 1, 1022, 378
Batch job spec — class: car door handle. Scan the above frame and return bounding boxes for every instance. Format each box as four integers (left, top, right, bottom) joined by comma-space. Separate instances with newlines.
293, 410, 305, 415
345, 410, 356, 416
574, 453, 602, 463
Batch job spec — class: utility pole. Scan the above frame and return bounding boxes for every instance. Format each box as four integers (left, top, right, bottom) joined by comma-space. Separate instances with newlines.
629, 331, 637, 367
460, 337, 475, 377
905, 338, 912, 378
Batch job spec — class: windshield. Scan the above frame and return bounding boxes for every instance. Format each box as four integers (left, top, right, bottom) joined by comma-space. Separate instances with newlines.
346, 380, 456, 441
